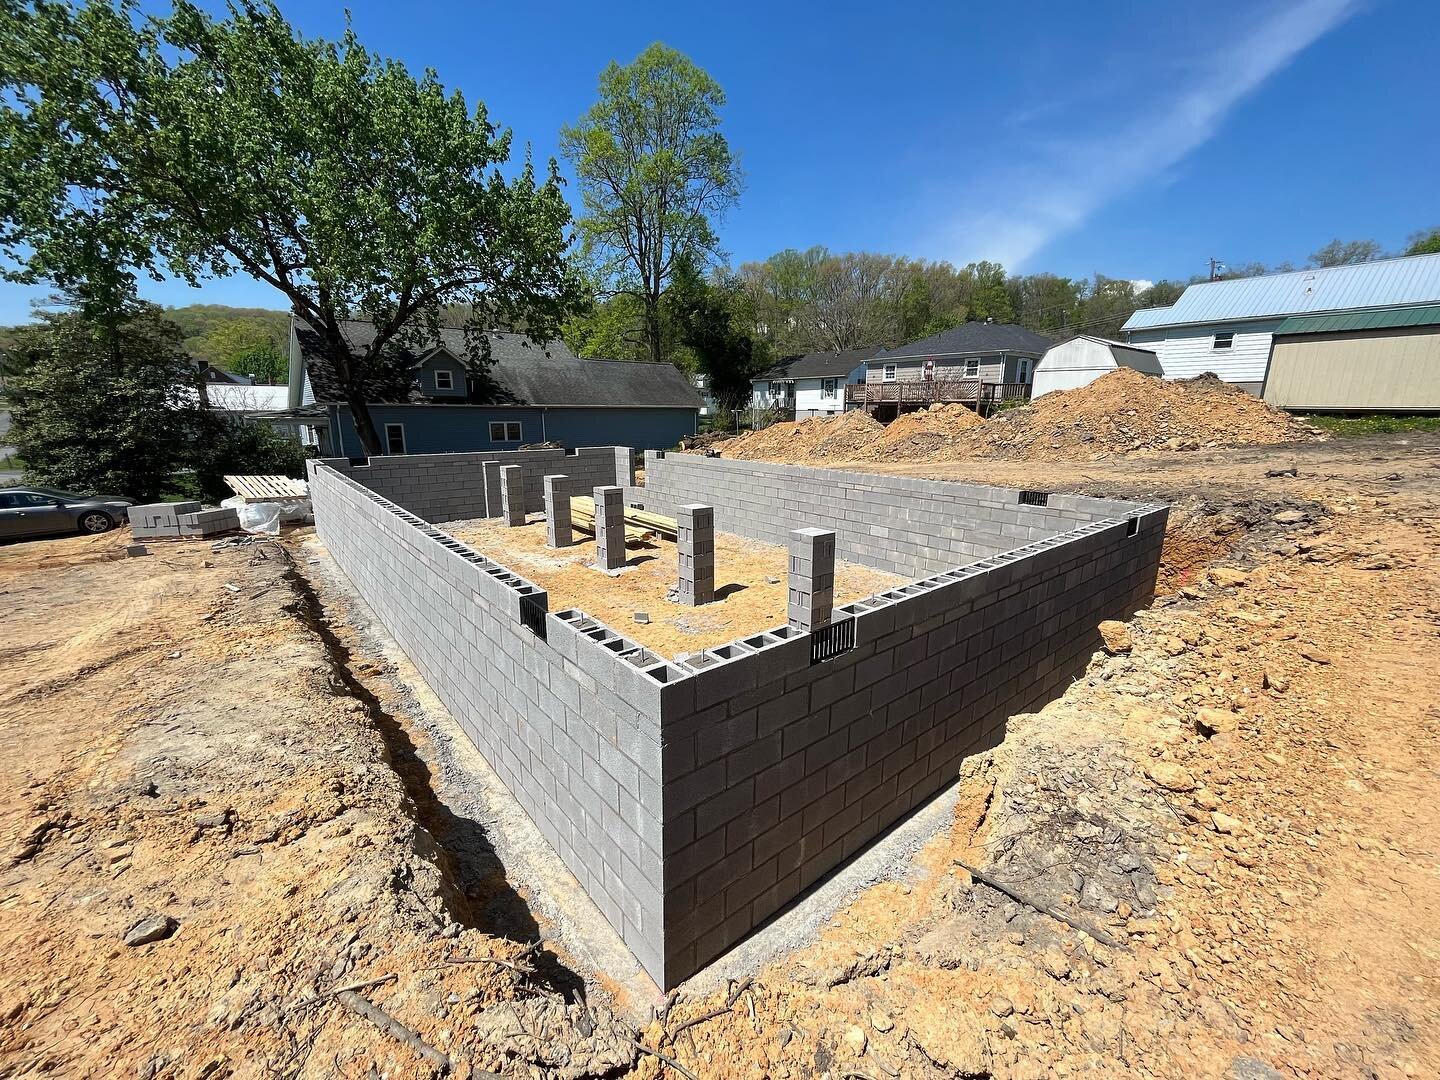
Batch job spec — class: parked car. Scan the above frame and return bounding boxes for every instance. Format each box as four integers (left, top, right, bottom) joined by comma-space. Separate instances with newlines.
0, 487, 133, 540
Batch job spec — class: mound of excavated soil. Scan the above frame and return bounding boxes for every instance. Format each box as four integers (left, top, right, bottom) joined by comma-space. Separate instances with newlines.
948, 369, 1320, 462
721, 410, 883, 462
860, 403, 985, 461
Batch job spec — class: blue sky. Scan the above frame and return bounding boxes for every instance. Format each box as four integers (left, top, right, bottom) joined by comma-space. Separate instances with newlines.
3, 0, 1435, 322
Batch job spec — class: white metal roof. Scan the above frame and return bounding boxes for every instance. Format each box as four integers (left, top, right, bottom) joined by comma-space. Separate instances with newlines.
1122, 252, 1440, 331
1123, 306, 1176, 330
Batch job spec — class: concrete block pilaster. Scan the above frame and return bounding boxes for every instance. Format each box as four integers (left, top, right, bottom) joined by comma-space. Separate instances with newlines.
500, 465, 525, 526
594, 486, 626, 570
787, 526, 836, 631
676, 504, 715, 605
544, 474, 572, 548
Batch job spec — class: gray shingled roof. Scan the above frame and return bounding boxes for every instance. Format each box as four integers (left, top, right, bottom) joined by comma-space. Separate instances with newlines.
875, 322, 1053, 360
754, 346, 881, 382
295, 319, 701, 409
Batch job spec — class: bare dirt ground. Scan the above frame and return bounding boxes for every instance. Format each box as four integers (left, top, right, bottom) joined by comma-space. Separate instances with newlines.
445, 515, 902, 659
2, 430, 1437, 1079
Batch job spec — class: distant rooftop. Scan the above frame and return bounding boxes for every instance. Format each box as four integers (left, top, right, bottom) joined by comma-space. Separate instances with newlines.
1122, 252, 1440, 332
754, 346, 881, 382
875, 322, 1053, 360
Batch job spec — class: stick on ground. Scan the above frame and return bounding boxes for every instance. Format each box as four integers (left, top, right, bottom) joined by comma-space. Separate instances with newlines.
954, 859, 1127, 949
337, 990, 452, 1073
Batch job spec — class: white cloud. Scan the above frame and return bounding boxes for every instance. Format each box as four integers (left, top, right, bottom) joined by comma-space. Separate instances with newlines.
948, 0, 1364, 269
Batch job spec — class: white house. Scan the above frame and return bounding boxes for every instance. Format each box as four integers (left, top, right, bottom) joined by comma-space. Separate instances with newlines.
1122, 252, 1440, 394
750, 347, 878, 420
1031, 335, 1162, 397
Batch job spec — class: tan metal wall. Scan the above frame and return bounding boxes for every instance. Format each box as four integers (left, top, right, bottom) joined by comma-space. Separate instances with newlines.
1263, 326, 1440, 411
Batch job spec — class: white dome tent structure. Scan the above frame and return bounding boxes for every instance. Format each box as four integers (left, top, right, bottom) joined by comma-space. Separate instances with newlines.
1032, 335, 1163, 398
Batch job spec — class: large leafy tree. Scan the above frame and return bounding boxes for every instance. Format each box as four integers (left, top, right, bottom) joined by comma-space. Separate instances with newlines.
1309, 238, 1382, 267
664, 255, 762, 410
0, 0, 581, 455
561, 43, 742, 366
6, 301, 197, 500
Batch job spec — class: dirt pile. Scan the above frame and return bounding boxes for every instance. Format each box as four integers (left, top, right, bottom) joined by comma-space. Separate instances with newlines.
721, 409, 884, 461
860, 403, 985, 461
956, 369, 1319, 461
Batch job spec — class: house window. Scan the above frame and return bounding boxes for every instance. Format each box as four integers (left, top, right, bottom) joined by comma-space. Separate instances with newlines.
821, 378, 838, 399
434, 369, 454, 390
384, 423, 406, 455
882, 364, 896, 381
489, 420, 522, 443
1213, 332, 1235, 350
769, 381, 785, 396
1017, 359, 1031, 383
962, 358, 980, 377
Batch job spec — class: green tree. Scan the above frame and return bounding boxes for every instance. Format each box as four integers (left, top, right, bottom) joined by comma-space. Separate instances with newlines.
1, 0, 581, 456
1309, 238, 1382, 267
1404, 227, 1440, 256
561, 286, 650, 362
664, 255, 762, 410
561, 43, 742, 366
191, 411, 305, 503
7, 301, 195, 500
229, 339, 288, 385
965, 261, 1016, 324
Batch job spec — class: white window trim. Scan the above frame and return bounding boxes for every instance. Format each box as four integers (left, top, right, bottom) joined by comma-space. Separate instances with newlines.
882, 364, 897, 381
434, 369, 454, 390
1212, 332, 1235, 351
489, 420, 522, 443
962, 358, 980, 377
384, 422, 406, 455
820, 378, 838, 399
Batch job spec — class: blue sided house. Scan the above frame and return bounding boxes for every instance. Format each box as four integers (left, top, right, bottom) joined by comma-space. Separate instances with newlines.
286, 318, 701, 457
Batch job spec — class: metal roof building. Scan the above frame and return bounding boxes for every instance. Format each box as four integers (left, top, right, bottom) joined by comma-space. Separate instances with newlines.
1124, 252, 1440, 330
1120, 253, 1440, 400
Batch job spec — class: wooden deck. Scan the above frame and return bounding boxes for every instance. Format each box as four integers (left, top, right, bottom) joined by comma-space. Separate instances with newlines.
846, 380, 1032, 414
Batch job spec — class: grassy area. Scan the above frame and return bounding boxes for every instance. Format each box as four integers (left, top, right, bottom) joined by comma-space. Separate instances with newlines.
1303, 414, 1440, 438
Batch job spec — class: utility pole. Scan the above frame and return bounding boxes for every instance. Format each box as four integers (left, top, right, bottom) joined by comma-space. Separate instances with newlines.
1209, 257, 1226, 281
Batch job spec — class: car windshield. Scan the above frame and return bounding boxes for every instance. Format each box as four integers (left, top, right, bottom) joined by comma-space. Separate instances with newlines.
29, 488, 87, 501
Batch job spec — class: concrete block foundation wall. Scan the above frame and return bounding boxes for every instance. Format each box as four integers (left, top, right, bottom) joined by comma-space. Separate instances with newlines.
309, 452, 1167, 989
307, 461, 677, 979
656, 506, 1167, 981
313, 446, 628, 524
634, 452, 1134, 578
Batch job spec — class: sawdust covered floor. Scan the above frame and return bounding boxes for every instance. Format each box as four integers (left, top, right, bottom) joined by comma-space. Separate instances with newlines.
445, 515, 906, 660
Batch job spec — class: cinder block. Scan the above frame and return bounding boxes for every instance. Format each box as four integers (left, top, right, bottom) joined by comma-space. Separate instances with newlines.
594, 486, 626, 571
544, 474, 573, 548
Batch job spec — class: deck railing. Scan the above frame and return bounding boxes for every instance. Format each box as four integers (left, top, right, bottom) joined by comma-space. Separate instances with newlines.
845, 380, 1032, 408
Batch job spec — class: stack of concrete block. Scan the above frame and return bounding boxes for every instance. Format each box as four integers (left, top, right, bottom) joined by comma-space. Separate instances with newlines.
675, 504, 715, 605
594, 486, 626, 570
500, 465, 525, 526
787, 527, 836, 630
544, 474, 572, 548
129, 501, 239, 540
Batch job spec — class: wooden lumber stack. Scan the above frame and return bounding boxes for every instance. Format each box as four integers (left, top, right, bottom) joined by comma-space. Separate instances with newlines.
568, 496, 677, 543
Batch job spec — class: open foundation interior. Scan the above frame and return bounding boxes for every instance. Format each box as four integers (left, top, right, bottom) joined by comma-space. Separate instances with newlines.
446, 514, 904, 659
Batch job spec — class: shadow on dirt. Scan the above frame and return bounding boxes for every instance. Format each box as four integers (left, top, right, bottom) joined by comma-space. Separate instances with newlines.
281, 561, 587, 1003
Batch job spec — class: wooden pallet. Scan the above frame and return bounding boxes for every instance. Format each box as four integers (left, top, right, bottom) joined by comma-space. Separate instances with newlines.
224, 474, 310, 502
568, 496, 677, 542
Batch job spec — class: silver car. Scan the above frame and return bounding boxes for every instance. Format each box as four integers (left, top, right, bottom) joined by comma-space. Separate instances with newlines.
0, 487, 134, 540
